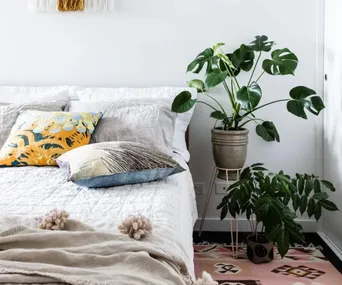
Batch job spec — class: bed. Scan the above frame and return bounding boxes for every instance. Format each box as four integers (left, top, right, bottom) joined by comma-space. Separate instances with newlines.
0, 86, 199, 285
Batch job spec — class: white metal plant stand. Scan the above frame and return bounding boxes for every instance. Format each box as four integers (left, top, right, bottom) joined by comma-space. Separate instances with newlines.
199, 167, 242, 258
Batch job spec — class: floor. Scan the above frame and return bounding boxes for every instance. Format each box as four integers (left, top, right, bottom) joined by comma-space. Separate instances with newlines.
193, 232, 342, 285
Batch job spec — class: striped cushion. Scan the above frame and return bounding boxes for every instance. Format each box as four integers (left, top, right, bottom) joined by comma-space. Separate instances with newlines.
56, 141, 185, 188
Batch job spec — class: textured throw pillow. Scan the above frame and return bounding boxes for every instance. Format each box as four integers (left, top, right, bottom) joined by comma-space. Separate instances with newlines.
0, 101, 68, 149
67, 101, 176, 156
0, 110, 102, 166
56, 141, 185, 188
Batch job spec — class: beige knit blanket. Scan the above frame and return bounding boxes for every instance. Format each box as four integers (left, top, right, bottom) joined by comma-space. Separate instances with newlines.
0, 217, 193, 285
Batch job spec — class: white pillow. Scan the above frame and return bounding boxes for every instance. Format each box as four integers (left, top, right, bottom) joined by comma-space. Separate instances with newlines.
69, 86, 197, 162
0, 86, 70, 103
67, 100, 176, 156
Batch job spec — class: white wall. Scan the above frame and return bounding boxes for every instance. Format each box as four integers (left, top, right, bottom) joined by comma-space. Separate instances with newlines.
0, 0, 323, 231
322, 0, 342, 253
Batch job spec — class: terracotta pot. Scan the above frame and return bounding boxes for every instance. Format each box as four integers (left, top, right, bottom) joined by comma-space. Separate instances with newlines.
247, 234, 274, 264
211, 128, 249, 180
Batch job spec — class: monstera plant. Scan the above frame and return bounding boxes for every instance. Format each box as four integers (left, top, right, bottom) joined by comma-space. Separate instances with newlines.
217, 163, 338, 263
171, 36, 325, 179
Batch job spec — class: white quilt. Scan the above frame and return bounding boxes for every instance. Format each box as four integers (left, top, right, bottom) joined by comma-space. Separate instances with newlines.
0, 154, 198, 278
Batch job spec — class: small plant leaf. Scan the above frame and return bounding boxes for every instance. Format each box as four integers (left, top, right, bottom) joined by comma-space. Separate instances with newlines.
304, 179, 314, 196
187, 79, 206, 92
231, 44, 255, 71
321, 180, 336, 192
307, 198, 315, 218
300, 195, 308, 215
314, 203, 322, 221
292, 194, 300, 212
313, 192, 328, 201
256, 121, 280, 142
249, 35, 275, 52
187, 48, 216, 74
297, 177, 304, 195
314, 179, 321, 193
237, 82, 262, 110
205, 69, 228, 88
251, 163, 264, 168
289, 86, 316, 100
277, 229, 290, 258
210, 111, 227, 120
171, 91, 197, 113
319, 200, 339, 211
262, 48, 298, 75
220, 204, 228, 220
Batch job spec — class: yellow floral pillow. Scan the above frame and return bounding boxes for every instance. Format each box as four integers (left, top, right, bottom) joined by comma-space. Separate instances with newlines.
0, 111, 102, 166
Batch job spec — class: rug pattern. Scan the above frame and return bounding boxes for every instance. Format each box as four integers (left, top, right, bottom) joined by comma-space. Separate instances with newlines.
194, 244, 341, 285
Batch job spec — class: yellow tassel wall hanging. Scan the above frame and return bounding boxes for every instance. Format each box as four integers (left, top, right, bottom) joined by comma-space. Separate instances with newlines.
57, 0, 85, 12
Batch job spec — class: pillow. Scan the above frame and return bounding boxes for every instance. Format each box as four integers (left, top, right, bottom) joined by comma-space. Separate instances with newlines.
0, 110, 102, 166
69, 86, 197, 162
56, 141, 185, 188
0, 101, 68, 149
67, 101, 176, 156
0, 86, 70, 103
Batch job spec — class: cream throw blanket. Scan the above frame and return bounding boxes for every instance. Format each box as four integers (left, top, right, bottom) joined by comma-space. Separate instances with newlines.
0, 217, 193, 285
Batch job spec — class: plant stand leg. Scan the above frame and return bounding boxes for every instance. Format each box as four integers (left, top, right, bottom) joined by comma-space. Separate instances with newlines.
226, 169, 240, 259
199, 167, 218, 236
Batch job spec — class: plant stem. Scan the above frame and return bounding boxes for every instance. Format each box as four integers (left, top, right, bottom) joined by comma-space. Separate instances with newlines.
219, 47, 241, 90
239, 118, 264, 128
255, 71, 266, 83
248, 51, 262, 86
242, 99, 289, 118
197, 101, 219, 111
204, 92, 227, 116
223, 81, 236, 111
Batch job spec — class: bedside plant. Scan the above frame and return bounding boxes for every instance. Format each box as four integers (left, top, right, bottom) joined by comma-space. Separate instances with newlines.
217, 163, 339, 264
171, 36, 325, 179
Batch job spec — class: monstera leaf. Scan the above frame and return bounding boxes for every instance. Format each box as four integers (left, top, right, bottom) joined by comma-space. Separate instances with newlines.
171, 91, 197, 113
287, 86, 325, 119
187, 79, 206, 92
256, 121, 280, 142
249, 35, 275, 52
237, 82, 262, 110
205, 69, 228, 88
262, 48, 298, 75
187, 48, 217, 74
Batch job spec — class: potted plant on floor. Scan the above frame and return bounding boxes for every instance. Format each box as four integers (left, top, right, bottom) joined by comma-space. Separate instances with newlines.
217, 163, 339, 264
171, 36, 325, 179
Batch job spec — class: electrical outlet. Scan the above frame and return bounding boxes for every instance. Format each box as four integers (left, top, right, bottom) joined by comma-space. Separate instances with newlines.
215, 181, 234, 195
194, 183, 204, 195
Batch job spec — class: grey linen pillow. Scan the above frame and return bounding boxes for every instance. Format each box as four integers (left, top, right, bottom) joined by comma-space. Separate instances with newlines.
56, 141, 185, 188
0, 101, 68, 149
66, 101, 176, 156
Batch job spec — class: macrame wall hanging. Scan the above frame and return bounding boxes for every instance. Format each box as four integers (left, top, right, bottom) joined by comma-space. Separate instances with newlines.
28, 0, 115, 12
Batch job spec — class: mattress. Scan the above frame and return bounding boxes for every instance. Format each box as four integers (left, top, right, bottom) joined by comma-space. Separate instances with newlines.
0, 154, 198, 277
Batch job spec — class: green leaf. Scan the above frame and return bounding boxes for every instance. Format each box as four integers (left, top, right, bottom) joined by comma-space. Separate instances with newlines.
300, 195, 307, 215
313, 192, 328, 201
220, 204, 228, 220
262, 48, 298, 75
240, 167, 251, 180
256, 121, 280, 142
205, 69, 228, 88
187, 48, 216, 74
277, 229, 290, 258
298, 177, 304, 195
171, 91, 197, 113
314, 203, 322, 221
287, 100, 308, 119
249, 35, 275, 52
231, 44, 255, 71
321, 180, 336, 192
307, 198, 315, 218
287, 86, 324, 119
251, 163, 264, 168
212, 42, 225, 53
292, 194, 300, 212
267, 223, 282, 242
237, 82, 262, 110
304, 179, 314, 196
319, 200, 339, 211
314, 179, 321, 193
187, 79, 206, 92
210, 111, 226, 120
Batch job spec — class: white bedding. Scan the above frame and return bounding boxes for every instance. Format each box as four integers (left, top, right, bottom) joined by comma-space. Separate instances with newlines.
0, 154, 198, 277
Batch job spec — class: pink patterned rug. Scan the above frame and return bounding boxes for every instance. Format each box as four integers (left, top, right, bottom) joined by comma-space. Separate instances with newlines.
194, 244, 342, 285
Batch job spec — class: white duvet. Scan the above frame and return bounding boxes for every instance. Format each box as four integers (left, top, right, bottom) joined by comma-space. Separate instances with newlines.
0, 154, 198, 278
